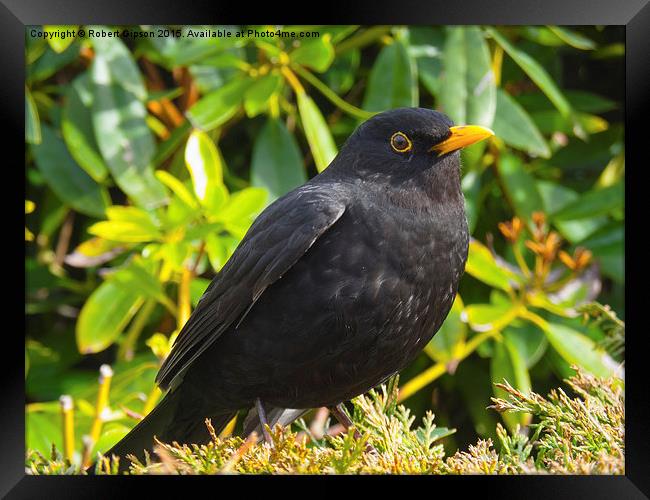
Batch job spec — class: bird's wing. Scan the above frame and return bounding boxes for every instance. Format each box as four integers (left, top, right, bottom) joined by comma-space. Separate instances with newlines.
156, 184, 346, 390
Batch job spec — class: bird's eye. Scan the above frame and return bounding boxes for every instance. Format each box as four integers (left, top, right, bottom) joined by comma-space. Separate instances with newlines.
390, 132, 412, 153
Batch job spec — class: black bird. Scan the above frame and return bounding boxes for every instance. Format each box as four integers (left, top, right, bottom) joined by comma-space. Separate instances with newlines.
101, 107, 493, 469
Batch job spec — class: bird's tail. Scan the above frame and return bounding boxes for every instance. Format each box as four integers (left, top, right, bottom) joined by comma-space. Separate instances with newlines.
87, 390, 235, 474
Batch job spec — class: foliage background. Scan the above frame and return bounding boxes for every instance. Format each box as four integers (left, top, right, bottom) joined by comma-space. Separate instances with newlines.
25, 25, 625, 468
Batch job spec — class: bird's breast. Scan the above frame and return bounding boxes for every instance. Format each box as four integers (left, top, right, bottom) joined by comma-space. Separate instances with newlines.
316, 198, 468, 357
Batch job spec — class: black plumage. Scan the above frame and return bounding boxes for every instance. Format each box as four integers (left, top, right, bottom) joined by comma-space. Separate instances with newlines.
102, 107, 493, 467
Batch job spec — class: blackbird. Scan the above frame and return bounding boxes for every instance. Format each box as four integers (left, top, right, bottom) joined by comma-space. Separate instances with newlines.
101, 107, 493, 468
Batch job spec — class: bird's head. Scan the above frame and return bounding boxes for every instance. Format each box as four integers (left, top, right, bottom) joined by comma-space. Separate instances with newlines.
331, 107, 493, 197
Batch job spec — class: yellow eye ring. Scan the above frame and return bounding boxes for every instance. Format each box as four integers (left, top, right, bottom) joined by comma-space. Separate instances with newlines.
390, 132, 412, 153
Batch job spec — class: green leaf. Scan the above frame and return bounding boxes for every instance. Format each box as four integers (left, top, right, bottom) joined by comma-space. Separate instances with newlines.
27, 411, 63, 455
25, 86, 41, 144
190, 277, 211, 307
516, 90, 616, 114
31, 125, 109, 218
362, 39, 418, 111
90, 30, 147, 100
251, 118, 307, 202
410, 27, 445, 97
184, 129, 225, 211
542, 322, 619, 378
27, 43, 80, 83
531, 110, 608, 136
502, 324, 548, 369
463, 302, 518, 332
107, 259, 169, 307
547, 26, 596, 50
455, 361, 500, 439
550, 126, 622, 170
461, 170, 481, 234
105, 205, 158, 226
580, 223, 624, 283
487, 28, 576, 126
163, 195, 197, 230
87, 220, 160, 243
76, 280, 144, 353
243, 73, 283, 117
323, 48, 360, 94
439, 27, 495, 127
161, 26, 243, 67
90, 34, 167, 209
91, 424, 130, 457
491, 339, 531, 431
26, 36, 47, 65
159, 241, 191, 271
147, 87, 185, 103
43, 25, 77, 53
290, 35, 335, 72
552, 183, 623, 221
492, 89, 550, 158
520, 26, 568, 47
216, 187, 268, 223
61, 74, 109, 182
565, 90, 617, 113
88, 206, 161, 242
205, 233, 239, 271
496, 153, 544, 224
297, 92, 337, 172
189, 57, 246, 95
186, 76, 251, 131
155, 170, 199, 209
465, 239, 519, 292
153, 120, 192, 166
426, 295, 466, 362
537, 181, 607, 243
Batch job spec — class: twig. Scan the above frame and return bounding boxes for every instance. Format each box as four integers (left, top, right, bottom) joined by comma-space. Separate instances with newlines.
335, 26, 391, 55
398, 328, 502, 402
83, 365, 113, 467
118, 299, 158, 361
59, 395, 75, 463
54, 211, 74, 270
291, 65, 375, 120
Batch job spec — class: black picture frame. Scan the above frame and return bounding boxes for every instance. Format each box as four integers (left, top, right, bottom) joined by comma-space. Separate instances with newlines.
7, 1, 648, 497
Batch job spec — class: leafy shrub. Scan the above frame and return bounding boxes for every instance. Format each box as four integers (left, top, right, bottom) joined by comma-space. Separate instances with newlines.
26, 368, 624, 475
25, 25, 624, 465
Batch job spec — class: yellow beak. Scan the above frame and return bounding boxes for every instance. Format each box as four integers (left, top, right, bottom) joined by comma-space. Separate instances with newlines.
430, 125, 495, 156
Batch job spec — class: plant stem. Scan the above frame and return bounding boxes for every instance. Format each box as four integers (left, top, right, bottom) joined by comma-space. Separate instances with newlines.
280, 65, 305, 95
89, 365, 113, 443
59, 395, 75, 463
142, 386, 162, 416
492, 44, 504, 87
118, 299, 157, 362
519, 309, 550, 332
269, 93, 280, 119
178, 267, 192, 329
335, 26, 391, 55
190, 240, 206, 275
398, 329, 500, 402
513, 243, 531, 278
291, 65, 375, 120
53, 211, 74, 271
